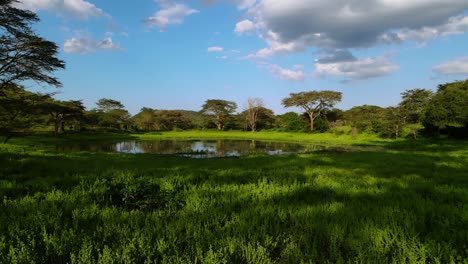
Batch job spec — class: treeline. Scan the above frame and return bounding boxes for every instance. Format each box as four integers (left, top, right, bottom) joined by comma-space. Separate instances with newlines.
1, 1, 467, 142
1, 80, 467, 141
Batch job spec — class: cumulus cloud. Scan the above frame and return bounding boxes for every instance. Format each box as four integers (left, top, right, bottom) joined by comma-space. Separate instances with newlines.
207, 46, 224, 52
146, 0, 199, 30
259, 63, 305, 81
314, 54, 399, 82
235, 19, 255, 34
433, 57, 468, 75
64, 37, 121, 54
380, 16, 468, 44
15, 0, 104, 19
244, 0, 468, 57
243, 30, 308, 58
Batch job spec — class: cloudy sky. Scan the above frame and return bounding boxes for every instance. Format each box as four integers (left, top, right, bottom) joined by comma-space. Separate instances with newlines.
17, 0, 468, 114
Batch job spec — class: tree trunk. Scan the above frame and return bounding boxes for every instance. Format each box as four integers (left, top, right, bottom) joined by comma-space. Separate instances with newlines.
308, 112, 314, 131
216, 115, 222, 130
3, 134, 13, 144
54, 120, 60, 135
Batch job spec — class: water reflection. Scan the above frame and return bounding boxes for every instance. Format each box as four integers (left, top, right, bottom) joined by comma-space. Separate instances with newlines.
54, 140, 357, 158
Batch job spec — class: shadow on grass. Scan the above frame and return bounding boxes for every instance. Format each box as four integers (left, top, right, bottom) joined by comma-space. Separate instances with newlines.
0, 139, 467, 262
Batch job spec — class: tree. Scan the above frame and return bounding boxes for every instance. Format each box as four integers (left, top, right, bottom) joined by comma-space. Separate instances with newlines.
0, 84, 48, 142
94, 98, 131, 130
244, 97, 264, 132
275, 112, 308, 132
382, 106, 405, 138
43, 99, 84, 135
424, 80, 468, 137
96, 98, 124, 112
399, 89, 434, 124
200, 99, 237, 130
282, 90, 342, 131
0, 0, 65, 93
133, 107, 156, 131
154, 110, 194, 131
344, 105, 387, 133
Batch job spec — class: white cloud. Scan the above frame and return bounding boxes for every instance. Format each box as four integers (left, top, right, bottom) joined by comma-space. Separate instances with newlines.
207, 46, 224, 52
243, 30, 308, 58
201, 0, 256, 10
259, 63, 305, 81
433, 56, 468, 75
217, 55, 229, 59
16, 0, 104, 19
314, 55, 399, 82
381, 16, 468, 43
243, 1, 468, 57
146, 0, 199, 30
64, 37, 121, 54
235, 19, 255, 34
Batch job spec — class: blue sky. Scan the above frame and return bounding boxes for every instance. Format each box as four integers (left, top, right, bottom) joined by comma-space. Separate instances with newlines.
17, 0, 468, 115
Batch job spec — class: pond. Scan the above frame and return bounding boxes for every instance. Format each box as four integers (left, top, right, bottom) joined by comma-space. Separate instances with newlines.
54, 140, 364, 158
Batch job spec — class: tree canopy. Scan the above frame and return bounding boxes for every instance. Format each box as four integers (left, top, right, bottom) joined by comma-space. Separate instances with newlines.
282, 90, 342, 131
0, 0, 65, 92
200, 99, 237, 130
424, 80, 468, 137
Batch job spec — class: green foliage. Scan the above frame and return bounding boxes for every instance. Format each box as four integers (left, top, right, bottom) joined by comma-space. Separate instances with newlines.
0, 0, 65, 91
1, 135, 468, 262
96, 98, 125, 113
200, 99, 237, 130
154, 110, 195, 131
282, 90, 342, 131
424, 80, 468, 137
90, 99, 132, 130
240, 107, 276, 131
275, 112, 307, 132
0, 85, 49, 141
132, 107, 157, 131
344, 105, 387, 134
399, 89, 434, 124
43, 99, 85, 135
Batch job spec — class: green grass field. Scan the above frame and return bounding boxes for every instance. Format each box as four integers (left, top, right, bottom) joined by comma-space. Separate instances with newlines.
1, 132, 467, 263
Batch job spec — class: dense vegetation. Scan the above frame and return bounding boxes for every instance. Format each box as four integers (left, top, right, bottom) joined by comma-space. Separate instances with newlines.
2, 80, 468, 143
1, 135, 468, 263
2, 1, 468, 263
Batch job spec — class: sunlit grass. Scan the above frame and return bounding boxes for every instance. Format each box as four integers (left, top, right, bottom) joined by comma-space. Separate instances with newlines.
1, 134, 467, 263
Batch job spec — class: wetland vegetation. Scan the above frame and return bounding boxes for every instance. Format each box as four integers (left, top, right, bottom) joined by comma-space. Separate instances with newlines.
1, 1, 468, 262
1, 132, 468, 263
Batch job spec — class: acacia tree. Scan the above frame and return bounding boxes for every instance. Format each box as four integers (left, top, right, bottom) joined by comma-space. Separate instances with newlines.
43, 99, 85, 135
244, 97, 264, 132
0, 0, 65, 93
282, 91, 342, 131
94, 98, 131, 129
200, 99, 237, 130
0, 84, 49, 142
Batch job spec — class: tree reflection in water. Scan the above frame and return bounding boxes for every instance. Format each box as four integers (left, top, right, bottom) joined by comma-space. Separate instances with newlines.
54, 140, 364, 157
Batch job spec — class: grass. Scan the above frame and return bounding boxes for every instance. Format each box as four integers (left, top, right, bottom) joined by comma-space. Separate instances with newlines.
1, 132, 468, 263
134, 130, 392, 146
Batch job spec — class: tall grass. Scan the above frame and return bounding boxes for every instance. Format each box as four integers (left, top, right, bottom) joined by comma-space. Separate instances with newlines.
1, 134, 467, 263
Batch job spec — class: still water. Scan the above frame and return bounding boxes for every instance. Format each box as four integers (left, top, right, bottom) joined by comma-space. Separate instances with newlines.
54, 140, 353, 158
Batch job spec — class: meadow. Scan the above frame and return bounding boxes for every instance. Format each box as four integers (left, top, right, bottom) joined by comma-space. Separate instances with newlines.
1, 131, 467, 263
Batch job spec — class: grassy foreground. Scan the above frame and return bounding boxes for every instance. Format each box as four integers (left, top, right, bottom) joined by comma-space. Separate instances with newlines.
1, 132, 468, 263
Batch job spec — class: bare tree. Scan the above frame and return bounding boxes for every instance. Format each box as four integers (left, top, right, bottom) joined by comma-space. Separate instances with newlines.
244, 97, 264, 132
